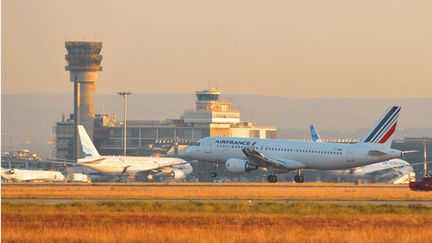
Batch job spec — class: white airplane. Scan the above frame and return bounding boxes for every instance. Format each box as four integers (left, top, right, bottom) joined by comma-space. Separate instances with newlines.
1, 168, 65, 182
77, 125, 193, 181
309, 123, 416, 183
186, 106, 410, 183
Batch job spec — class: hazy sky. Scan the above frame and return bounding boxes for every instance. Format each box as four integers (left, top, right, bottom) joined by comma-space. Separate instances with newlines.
2, 0, 432, 97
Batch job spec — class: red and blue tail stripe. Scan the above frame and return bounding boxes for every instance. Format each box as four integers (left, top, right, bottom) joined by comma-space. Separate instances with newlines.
362, 106, 401, 144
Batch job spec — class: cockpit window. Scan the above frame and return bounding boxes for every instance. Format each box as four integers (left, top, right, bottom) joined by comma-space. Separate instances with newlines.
194, 142, 200, 146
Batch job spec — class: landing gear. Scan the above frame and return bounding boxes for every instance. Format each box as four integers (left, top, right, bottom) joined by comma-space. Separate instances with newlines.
294, 175, 304, 183
211, 163, 218, 178
267, 174, 278, 183
294, 169, 304, 183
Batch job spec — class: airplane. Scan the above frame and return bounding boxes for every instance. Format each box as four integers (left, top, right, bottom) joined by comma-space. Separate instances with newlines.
1, 168, 65, 182
309, 123, 416, 183
328, 159, 416, 183
185, 106, 411, 183
76, 125, 193, 181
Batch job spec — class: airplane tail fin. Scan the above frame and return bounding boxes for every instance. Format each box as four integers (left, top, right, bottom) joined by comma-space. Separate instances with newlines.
361, 106, 401, 147
78, 125, 100, 158
310, 124, 322, 142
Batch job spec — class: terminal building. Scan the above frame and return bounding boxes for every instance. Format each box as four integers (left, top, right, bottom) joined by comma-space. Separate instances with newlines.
54, 89, 277, 159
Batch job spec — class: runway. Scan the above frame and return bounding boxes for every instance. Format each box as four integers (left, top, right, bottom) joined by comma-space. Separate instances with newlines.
3, 197, 432, 206
2, 182, 430, 204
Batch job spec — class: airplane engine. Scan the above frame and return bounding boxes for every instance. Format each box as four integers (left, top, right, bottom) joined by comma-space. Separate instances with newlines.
170, 169, 186, 180
226, 158, 258, 173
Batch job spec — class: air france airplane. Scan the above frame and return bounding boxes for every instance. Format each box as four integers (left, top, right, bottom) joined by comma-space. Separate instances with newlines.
77, 125, 193, 181
186, 106, 407, 183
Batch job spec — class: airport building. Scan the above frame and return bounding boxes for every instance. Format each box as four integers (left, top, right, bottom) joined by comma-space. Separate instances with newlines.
65, 41, 103, 140
54, 89, 277, 159
54, 40, 276, 160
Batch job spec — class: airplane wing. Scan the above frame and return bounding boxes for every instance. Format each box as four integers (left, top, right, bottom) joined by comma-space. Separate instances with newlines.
242, 147, 305, 170
410, 160, 432, 166
125, 160, 190, 175
18, 159, 78, 166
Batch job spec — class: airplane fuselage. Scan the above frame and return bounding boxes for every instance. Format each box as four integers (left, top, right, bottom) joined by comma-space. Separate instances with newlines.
79, 156, 190, 175
186, 137, 402, 171
1, 169, 65, 182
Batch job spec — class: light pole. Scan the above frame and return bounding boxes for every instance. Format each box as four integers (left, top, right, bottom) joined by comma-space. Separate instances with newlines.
424, 141, 428, 177
117, 92, 132, 156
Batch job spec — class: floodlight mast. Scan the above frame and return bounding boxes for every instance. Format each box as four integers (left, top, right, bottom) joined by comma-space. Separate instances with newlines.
117, 92, 133, 156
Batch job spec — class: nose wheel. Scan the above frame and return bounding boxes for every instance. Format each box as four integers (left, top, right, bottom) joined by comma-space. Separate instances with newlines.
267, 174, 278, 183
211, 163, 219, 178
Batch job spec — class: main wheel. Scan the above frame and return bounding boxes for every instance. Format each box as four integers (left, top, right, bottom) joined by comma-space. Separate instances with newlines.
294, 175, 303, 183
300, 175, 305, 183
267, 174, 277, 183
210, 172, 218, 178
267, 175, 273, 183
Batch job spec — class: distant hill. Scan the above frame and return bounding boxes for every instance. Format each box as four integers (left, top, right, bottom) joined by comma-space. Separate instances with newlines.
2, 93, 432, 157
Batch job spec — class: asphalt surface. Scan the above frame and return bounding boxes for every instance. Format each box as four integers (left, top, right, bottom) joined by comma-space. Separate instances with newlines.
3, 198, 432, 206
3, 182, 430, 206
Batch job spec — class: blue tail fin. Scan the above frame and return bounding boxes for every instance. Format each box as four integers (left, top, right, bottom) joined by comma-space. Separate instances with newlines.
310, 124, 322, 142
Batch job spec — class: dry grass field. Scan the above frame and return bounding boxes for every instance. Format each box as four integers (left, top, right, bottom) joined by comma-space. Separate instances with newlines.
3, 201, 432, 243
2, 182, 432, 201
3, 183, 432, 242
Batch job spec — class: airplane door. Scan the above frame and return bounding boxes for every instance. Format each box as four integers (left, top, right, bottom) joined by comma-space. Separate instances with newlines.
345, 148, 354, 162
205, 143, 212, 153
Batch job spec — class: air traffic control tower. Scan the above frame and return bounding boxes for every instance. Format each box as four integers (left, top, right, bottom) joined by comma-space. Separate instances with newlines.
65, 41, 103, 139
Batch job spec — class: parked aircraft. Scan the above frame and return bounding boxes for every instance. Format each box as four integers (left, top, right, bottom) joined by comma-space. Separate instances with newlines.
186, 106, 411, 183
1, 168, 65, 182
77, 126, 192, 181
